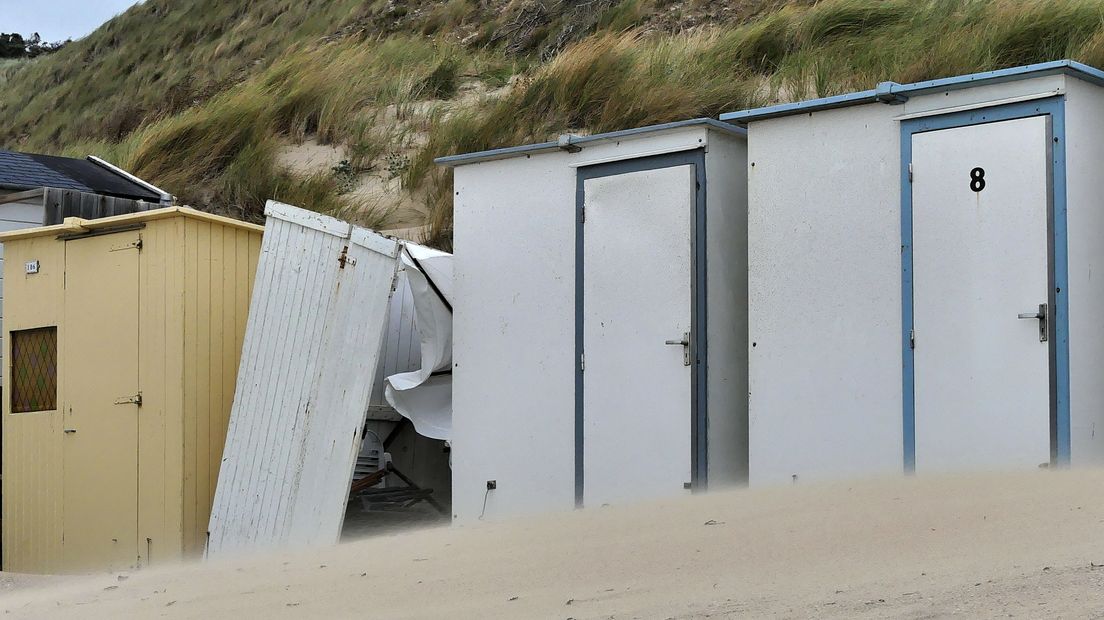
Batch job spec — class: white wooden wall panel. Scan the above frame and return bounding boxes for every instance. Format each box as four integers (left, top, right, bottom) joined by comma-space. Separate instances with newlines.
207, 201, 399, 555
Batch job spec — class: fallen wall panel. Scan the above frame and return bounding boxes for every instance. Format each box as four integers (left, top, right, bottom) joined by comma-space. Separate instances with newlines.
207, 201, 399, 556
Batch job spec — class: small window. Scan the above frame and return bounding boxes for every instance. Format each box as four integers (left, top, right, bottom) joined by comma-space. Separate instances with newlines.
11, 327, 57, 413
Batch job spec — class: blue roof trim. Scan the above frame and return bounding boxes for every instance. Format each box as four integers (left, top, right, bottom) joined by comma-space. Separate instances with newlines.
720, 59, 1104, 124
435, 118, 745, 167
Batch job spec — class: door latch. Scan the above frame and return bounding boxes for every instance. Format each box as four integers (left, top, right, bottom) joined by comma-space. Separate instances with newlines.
1017, 303, 1048, 342
665, 332, 691, 366
114, 393, 142, 406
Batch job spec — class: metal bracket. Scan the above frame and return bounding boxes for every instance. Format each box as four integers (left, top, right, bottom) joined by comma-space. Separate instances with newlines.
338, 245, 357, 269
115, 393, 142, 406
110, 238, 143, 252
58, 222, 146, 242
558, 134, 582, 153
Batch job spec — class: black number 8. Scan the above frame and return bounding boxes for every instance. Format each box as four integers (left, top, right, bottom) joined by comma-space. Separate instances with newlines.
970, 167, 986, 192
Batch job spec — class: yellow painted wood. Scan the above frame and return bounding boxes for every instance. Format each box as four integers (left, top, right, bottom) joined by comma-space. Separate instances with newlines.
62, 232, 141, 572
1, 210, 262, 573
2, 236, 65, 573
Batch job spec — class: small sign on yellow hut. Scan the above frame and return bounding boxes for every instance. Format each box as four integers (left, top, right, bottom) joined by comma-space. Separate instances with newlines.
0, 207, 262, 573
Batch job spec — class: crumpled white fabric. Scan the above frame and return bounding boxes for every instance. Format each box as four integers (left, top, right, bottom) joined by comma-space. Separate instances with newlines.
384, 243, 452, 440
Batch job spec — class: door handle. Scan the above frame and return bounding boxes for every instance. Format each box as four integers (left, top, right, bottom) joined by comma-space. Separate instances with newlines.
1017, 303, 1048, 342
665, 332, 691, 366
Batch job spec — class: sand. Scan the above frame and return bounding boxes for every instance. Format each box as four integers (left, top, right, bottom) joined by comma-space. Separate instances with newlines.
3, 470, 1104, 618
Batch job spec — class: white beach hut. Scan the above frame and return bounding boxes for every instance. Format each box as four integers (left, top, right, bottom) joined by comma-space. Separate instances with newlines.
720, 60, 1104, 483
437, 119, 749, 521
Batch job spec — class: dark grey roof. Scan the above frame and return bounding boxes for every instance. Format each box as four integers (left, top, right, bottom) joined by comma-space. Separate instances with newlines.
0, 150, 162, 201
0, 150, 91, 192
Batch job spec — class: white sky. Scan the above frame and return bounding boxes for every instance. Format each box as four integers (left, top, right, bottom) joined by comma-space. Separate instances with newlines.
2, 0, 143, 42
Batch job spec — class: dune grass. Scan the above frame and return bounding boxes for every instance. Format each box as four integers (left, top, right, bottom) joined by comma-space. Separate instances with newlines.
6, 0, 1104, 243
408, 0, 1104, 245
57, 35, 513, 223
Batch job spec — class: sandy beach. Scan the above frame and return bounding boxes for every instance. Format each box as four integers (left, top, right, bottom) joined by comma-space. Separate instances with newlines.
1, 469, 1103, 618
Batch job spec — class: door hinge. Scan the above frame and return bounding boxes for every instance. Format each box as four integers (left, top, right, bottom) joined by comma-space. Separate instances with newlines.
338, 245, 357, 269
908, 162, 914, 183
579, 206, 585, 224
909, 329, 915, 350
115, 393, 142, 406
580, 353, 585, 371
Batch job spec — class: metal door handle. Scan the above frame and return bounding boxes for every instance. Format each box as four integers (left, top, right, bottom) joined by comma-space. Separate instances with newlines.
665, 332, 691, 366
1017, 303, 1048, 342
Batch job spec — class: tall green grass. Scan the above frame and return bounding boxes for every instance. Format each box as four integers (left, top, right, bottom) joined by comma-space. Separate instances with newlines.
410, 0, 1104, 244
7, 0, 1104, 244
102, 35, 511, 223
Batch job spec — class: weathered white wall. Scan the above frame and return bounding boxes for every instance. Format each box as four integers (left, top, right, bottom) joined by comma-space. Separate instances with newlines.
1061, 77, 1104, 465
452, 126, 742, 521
745, 74, 1073, 485
452, 152, 577, 522
747, 104, 903, 485
704, 132, 749, 487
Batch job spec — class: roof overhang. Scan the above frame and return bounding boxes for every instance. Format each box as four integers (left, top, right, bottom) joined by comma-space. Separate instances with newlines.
720, 59, 1104, 124
0, 206, 263, 242
434, 118, 745, 168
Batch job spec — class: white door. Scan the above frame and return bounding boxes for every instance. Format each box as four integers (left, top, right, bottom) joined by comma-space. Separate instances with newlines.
912, 115, 1051, 472
582, 164, 695, 506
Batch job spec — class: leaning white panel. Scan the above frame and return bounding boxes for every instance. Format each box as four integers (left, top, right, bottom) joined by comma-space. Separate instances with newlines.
207, 200, 400, 556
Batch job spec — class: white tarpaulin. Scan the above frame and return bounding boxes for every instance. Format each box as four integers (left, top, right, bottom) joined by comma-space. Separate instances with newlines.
384, 243, 453, 440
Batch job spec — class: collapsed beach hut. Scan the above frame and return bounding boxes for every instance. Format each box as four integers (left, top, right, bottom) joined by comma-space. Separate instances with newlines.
0, 208, 262, 573
721, 60, 1104, 483
437, 119, 749, 521
207, 200, 452, 551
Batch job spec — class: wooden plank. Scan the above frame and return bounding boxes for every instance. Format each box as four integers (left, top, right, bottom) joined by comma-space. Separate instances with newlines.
138, 217, 169, 566
181, 219, 198, 553
193, 221, 212, 554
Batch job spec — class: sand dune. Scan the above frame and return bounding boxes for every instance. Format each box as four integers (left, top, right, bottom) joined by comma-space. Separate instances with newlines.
3, 470, 1104, 618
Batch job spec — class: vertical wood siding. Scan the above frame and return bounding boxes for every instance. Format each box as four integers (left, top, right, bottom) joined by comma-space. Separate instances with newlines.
1, 237, 65, 572
176, 218, 261, 557
207, 203, 399, 555
2, 209, 261, 572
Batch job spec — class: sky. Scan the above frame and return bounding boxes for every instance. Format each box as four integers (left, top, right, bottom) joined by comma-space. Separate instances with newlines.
3, 0, 142, 42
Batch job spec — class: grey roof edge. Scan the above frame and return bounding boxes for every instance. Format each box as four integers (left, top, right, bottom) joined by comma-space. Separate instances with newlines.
720, 60, 1104, 124
87, 156, 174, 204
434, 118, 746, 167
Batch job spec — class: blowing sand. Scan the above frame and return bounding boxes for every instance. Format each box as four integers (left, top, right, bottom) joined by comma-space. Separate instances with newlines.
3, 470, 1104, 618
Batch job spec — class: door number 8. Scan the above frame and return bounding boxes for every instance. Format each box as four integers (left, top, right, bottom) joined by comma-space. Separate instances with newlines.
970, 167, 986, 192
